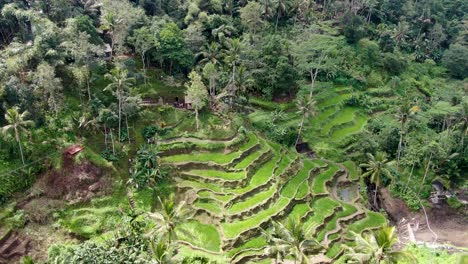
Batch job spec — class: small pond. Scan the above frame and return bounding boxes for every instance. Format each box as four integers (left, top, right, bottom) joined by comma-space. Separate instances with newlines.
337, 183, 359, 202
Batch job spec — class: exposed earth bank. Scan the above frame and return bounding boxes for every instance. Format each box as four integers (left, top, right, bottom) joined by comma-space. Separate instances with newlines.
380, 188, 468, 249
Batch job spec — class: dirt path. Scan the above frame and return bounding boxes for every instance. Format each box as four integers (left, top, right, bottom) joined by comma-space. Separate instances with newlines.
380, 188, 468, 248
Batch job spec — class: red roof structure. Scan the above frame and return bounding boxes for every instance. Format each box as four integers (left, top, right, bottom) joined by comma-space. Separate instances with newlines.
66, 145, 84, 156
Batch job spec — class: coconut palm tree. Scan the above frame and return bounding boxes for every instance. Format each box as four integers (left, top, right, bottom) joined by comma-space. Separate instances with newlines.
264, 218, 322, 264
147, 194, 193, 243
149, 237, 177, 264
343, 225, 416, 263
360, 152, 393, 208
295, 95, 317, 146
1, 106, 34, 165
395, 99, 420, 170
223, 38, 242, 83
104, 67, 135, 141
197, 42, 221, 66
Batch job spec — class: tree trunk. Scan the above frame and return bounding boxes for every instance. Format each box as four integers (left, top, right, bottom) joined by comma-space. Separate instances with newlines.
142, 53, 148, 87
309, 58, 322, 100
110, 128, 116, 155
86, 73, 92, 102
295, 112, 306, 146
418, 152, 433, 195
373, 186, 378, 208
404, 162, 415, 192
275, 12, 280, 32
118, 89, 122, 141
396, 121, 405, 171
126, 114, 130, 143
195, 108, 199, 131
104, 124, 108, 149
15, 129, 25, 165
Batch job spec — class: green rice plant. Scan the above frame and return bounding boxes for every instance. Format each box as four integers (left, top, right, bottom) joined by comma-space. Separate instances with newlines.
230, 249, 266, 263
346, 210, 387, 237
227, 236, 267, 258
342, 160, 359, 181
197, 190, 234, 203
227, 185, 277, 215
295, 183, 309, 199
177, 245, 228, 262
159, 130, 247, 152
280, 160, 314, 198
228, 151, 281, 195
249, 97, 295, 111
222, 197, 290, 239
60, 206, 118, 238
321, 108, 358, 136
162, 133, 258, 164
318, 93, 351, 109
177, 180, 223, 193
176, 221, 221, 252
186, 169, 245, 181
326, 242, 343, 259
234, 138, 271, 169
311, 106, 339, 127
330, 114, 368, 142
287, 203, 310, 221
303, 197, 341, 232
311, 164, 340, 195
193, 199, 223, 216
316, 202, 358, 241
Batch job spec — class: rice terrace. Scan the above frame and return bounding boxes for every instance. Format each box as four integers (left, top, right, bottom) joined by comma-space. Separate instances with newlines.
0, 0, 467, 263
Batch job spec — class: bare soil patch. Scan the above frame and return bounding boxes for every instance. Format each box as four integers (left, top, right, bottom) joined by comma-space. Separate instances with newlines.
5, 156, 112, 263
380, 188, 468, 248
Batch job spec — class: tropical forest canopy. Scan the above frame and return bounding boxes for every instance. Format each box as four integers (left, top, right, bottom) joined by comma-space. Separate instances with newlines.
0, 0, 467, 263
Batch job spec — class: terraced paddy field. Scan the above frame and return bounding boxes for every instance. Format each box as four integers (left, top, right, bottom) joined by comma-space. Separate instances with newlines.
159, 131, 387, 263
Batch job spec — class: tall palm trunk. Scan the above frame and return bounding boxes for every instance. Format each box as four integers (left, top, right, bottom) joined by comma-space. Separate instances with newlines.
404, 162, 415, 192
86, 73, 91, 102
126, 114, 130, 143
110, 128, 116, 155
118, 89, 122, 141
418, 152, 433, 195
15, 128, 25, 165
396, 121, 405, 170
373, 186, 378, 208
195, 109, 199, 131
104, 124, 108, 149
295, 113, 306, 146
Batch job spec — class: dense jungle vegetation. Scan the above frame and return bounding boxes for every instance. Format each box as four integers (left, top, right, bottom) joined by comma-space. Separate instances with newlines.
0, 0, 467, 263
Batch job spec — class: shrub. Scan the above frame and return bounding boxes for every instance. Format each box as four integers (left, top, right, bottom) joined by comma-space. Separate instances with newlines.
442, 44, 468, 79
389, 183, 421, 211
446, 197, 463, 209
342, 13, 366, 44
382, 52, 407, 75
142, 125, 159, 140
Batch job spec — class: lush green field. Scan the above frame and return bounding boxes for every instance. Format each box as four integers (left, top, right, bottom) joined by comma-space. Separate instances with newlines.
160, 131, 386, 262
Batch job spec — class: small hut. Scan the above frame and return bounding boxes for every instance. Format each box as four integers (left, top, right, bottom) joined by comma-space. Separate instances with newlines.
65, 145, 84, 157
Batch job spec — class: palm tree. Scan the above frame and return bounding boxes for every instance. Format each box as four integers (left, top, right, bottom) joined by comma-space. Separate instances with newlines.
147, 194, 193, 243
395, 99, 420, 170
197, 42, 221, 66
360, 152, 393, 208
223, 38, 242, 83
149, 237, 177, 264
1, 107, 34, 165
275, 0, 287, 31
131, 144, 165, 189
343, 225, 416, 263
264, 219, 322, 264
104, 67, 135, 141
100, 12, 122, 59
295, 95, 316, 146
